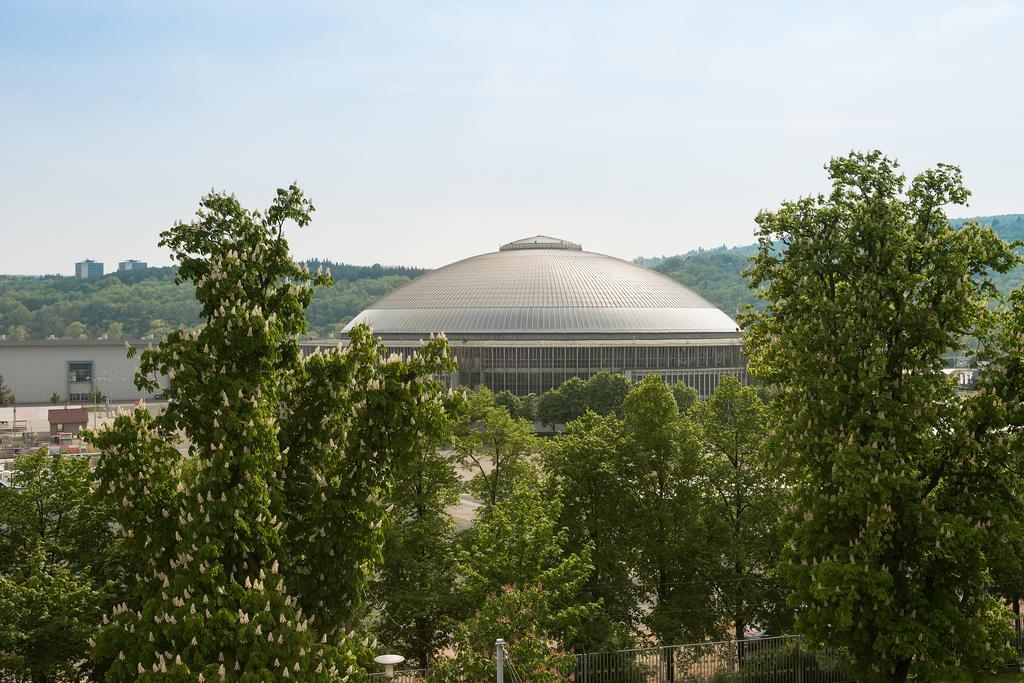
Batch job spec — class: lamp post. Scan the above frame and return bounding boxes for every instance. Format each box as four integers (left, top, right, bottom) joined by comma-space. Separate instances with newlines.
373, 654, 405, 680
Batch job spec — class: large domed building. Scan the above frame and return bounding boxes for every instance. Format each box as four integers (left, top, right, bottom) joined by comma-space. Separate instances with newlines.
336, 236, 746, 397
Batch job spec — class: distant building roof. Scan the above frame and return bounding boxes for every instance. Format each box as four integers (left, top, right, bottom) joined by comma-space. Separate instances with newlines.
499, 235, 582, 251
48, 408, 89, 425
344, 235, 738, 339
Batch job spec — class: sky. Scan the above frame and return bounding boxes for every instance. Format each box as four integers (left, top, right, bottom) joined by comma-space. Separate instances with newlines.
1, 0, 1022, 275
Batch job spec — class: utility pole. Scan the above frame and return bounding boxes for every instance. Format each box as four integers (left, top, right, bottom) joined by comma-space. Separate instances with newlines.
496, 638, 504, 683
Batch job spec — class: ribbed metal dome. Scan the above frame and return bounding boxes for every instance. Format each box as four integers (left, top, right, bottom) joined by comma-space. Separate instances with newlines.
344, 237, 739, 339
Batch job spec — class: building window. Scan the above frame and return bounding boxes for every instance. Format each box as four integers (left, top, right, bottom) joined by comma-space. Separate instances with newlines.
68, 361, 94, 382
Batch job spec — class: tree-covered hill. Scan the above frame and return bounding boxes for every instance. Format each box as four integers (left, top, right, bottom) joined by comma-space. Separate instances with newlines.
0, 260, 426, 340
644, 214, 1024, 317
642, 245, 761, 318
2, 216, 1020, 340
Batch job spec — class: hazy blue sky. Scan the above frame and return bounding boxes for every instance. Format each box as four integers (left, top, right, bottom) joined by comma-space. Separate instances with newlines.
1, 0, 1022, 274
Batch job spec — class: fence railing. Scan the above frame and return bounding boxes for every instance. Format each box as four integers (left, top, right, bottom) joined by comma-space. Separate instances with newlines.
363, 635, 851, 682
574, 635, 850, 683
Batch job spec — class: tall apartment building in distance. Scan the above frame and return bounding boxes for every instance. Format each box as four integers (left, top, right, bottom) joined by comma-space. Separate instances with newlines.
74, 259, 104, 279
118, 259, 148, 272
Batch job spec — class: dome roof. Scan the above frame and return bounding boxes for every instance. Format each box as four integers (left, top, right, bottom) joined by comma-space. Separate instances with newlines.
344, 237, 739, 340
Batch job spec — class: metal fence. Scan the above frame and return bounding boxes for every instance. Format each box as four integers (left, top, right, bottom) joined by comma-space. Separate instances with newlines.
362, 635, 851, 682
574, 635, 850, 683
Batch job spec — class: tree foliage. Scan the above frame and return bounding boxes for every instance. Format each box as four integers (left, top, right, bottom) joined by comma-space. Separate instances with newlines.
621, 374, 716, 642
0, 450, 114, 681
3, 215, 1022, 342
690, 375, 789, 640
543, 410, 639, 640
439, 480, 598, 677
372, 403, 464, 668
0, 262, 424, 341
454, 398, 540, 511
430, 584, 577, 683
536, 372, 631, 427
742, 151, 1024, 682
0, 543, 103, 682
649, 245, 763, 317
493, 390, 539, 423
458, 480, 599, 641
86, 185, 458, 680
0, 449, 113, 578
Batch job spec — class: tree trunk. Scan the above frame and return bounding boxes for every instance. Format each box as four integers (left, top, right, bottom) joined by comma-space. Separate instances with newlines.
893, 657, 912, 683
1015, 595, 1021, 637
735, 617, 745, 669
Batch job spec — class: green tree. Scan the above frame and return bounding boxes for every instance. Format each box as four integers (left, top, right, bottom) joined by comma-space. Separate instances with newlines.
537, 377, 589, 427
518, 393, 540, 423
982, 287, 1024, 646
0, 544, 103, 683
537, 374, 628, 427
691, 376, 789, 642
742, 151, 1023, 682
87, 185, 458, 680
105, 321, 126, 339
50, 392, 61, 404
454, 403, 540, 510
493, 390, 539, 422
543, 410, 638, 644
63, 320, 88, 339
0, 450, 114, 681
143, 318, 172, 338
0, 449, 113, 579
430, 584, 577, 683
651, 245, 763, 317
537, 389, 564, 428
0, 374, 10, 407
464, 386, 496, 421
457, 480, 601, 650
559, 376, 591, 420
672, 382, 699, 413
583, 372, 630, 416
372, 407, 464, 668
622, 374, 715, 643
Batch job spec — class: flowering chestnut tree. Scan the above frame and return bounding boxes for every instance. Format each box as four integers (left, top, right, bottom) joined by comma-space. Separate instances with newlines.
88, 186, 459, 680
743, 152, 1024, 682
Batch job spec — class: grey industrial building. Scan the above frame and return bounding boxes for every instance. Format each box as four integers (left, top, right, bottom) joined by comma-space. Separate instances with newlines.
332, 236, 747, 397
0, 340, 160, 404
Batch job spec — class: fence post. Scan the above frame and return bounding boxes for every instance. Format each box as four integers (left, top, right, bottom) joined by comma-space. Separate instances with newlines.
796, 637, 803, 683
496, 638, 504, 683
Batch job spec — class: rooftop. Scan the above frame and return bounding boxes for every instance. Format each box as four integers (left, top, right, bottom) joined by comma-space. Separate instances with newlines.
345, 236, 739, 339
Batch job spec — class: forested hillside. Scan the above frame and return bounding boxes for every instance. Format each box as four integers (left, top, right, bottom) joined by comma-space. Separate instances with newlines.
644, 245, 761, 317
1, 216, 1020, 340
0, 261, 425, 340
646, 214, 1024, 317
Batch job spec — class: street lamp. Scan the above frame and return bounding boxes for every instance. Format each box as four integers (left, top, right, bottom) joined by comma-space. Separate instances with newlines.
373, 654, 405, 680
